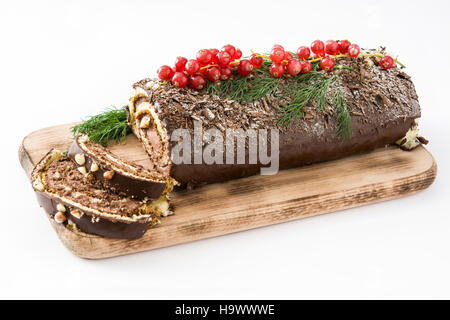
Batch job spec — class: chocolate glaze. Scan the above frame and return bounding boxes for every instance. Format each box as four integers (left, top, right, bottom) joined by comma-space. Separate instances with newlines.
170, 114, 416, 185
35, 191, 150, 239
68, 136, 166, 200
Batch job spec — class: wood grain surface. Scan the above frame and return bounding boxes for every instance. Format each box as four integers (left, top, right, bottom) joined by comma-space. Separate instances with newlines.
19, 123, 437, 259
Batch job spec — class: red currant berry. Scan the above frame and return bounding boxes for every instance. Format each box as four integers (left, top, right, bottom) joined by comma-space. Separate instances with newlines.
311, 40, 325, 54
220, 67, 232, 80
209, 48, 219, 57
209, 49, 219, 64
217, 51, 232, 67
338, 40, 351, 54
380, 55, 395, 69
281, 52, 294, 67
270, 63, 285, 78
221, 44, 236, 59
185, 59, 200, 75
272, 44, 284, 51
237, 59, 253, 76
234, 48, 242, 60
325, 40, 339, 56
174, 56, 187, 72
283, 51, 293, 63
286, 59, 301, 75
196, 49, 213, 65
206, 66, 221, 82
172, 72, 188, 88
300, 61, 312, 74
189, 75, 206, 90
270, 47, 285, 64
296, 46, 311, 60
320, 57, 335, 71
157, 65, 175, 81
250, 54, 264, 69
348, 44, 360, 57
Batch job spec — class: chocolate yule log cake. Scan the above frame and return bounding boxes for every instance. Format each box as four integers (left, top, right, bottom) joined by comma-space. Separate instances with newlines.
30, 40, 429, 239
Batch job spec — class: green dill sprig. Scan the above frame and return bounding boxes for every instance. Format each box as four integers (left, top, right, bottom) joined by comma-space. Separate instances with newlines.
281, 75, 352, 141
242, 75, 281, 102
205, 62, 281, 103
71, 106, 131, 146
333, 87, 352, 141
278, 85, 314, 126
206, 74, 251, 101
279, 74, 336, 125
314, 76, 336, 112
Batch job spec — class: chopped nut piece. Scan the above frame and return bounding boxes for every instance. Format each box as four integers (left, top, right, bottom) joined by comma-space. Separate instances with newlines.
103, 170, 115, 180
70, 209, 83, 219
54, 211, 66, 224
90, 162, 99, 172
56, 203, 66, 212
78, 166, 87, 175
140, 115, 151, 129
33, 181, 45, 192
152, 197, 170, 216
74, 153, 86, 165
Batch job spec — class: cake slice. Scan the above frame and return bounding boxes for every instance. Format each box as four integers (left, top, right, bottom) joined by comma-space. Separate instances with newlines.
31, 149, 170, 239
68, 134, 175, 200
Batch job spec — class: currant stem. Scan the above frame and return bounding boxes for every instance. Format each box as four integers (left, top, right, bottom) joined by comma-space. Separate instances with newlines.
250, 50, 270, 60
251, 50, 291, 65
200, 63, 219, 70
309, 53, 405, 68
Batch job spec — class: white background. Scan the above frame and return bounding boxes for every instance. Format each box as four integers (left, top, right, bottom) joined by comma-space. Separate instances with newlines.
0, 0, 449, 299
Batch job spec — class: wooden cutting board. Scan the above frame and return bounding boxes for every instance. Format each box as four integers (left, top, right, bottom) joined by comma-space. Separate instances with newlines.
19, 124, 437, 259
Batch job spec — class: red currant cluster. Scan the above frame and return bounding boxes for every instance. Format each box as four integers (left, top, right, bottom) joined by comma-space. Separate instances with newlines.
265, 43, 313, 77
267, 40, 395, 77
158, 41, 397, 90
157, 44, 246, 90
